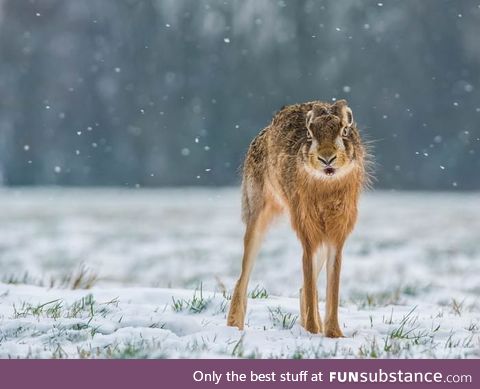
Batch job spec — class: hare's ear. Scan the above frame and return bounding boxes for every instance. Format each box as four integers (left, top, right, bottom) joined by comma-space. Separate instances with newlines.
344, 106, 353, 126
305, 110, 314, 138
333, 99, 354, 127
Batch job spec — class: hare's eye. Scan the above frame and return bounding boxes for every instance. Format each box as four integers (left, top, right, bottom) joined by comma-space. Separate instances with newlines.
342, 127, 350, 137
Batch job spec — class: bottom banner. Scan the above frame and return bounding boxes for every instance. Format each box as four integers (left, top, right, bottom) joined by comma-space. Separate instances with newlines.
0, 359, 475, 388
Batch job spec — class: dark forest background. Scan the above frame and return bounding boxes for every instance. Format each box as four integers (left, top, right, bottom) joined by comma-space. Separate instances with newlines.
0, 0, 479, 189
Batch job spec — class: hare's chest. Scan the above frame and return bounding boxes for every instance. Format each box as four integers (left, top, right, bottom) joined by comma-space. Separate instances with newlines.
316, 196, 347, 222
298, 193, 358, 241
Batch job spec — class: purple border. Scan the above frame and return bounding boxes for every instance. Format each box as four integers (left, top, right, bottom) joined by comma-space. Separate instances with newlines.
0, 359, 476, 388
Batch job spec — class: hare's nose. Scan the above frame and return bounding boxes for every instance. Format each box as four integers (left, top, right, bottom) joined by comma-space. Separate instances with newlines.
318, 154, 337, 165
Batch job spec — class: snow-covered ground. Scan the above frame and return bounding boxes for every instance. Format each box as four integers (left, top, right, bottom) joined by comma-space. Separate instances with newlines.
0, 188, 479, 358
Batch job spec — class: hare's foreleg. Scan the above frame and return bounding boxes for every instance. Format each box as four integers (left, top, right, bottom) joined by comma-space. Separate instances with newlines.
299, 240, 322, 334
227, 202, 274, 329
324, 245, 345, 338
299, 244, 327, 330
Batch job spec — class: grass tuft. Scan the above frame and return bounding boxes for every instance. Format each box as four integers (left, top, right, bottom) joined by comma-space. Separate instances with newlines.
268, 306, 298, 330
359, 337, 380, 358
171, 283, 211, 314
54, 265, 98, 290
2, 265, 98, 290
450, 298, 465, 316
231, 334, 245, 357
248, 285, 269, 299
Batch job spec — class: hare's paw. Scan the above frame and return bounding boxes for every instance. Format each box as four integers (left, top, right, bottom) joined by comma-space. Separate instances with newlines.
324, 324, 344, 338
303, 318, 322, 334
227, 312, 245, 330
227, 299, 246, 330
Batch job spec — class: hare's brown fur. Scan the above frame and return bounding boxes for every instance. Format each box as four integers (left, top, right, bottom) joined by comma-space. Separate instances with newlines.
227, 99, 367, 337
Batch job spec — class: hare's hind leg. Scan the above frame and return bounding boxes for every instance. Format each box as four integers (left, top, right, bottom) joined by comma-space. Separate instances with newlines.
227, 194, 276, 330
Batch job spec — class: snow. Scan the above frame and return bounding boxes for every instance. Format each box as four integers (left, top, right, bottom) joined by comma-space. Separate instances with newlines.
0, 188, 479, 358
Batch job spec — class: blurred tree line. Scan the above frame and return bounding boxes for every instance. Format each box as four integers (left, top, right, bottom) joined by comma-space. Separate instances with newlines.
0, 0, 479, 189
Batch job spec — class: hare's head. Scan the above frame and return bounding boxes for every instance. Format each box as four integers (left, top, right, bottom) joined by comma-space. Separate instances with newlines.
303, 100, 363, 179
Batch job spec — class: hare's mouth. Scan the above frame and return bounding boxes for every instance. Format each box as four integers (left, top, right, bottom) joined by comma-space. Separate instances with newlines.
324, 167, 336, 176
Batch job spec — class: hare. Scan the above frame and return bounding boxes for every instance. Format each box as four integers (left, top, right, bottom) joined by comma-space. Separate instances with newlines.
227, 100, 367, 337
